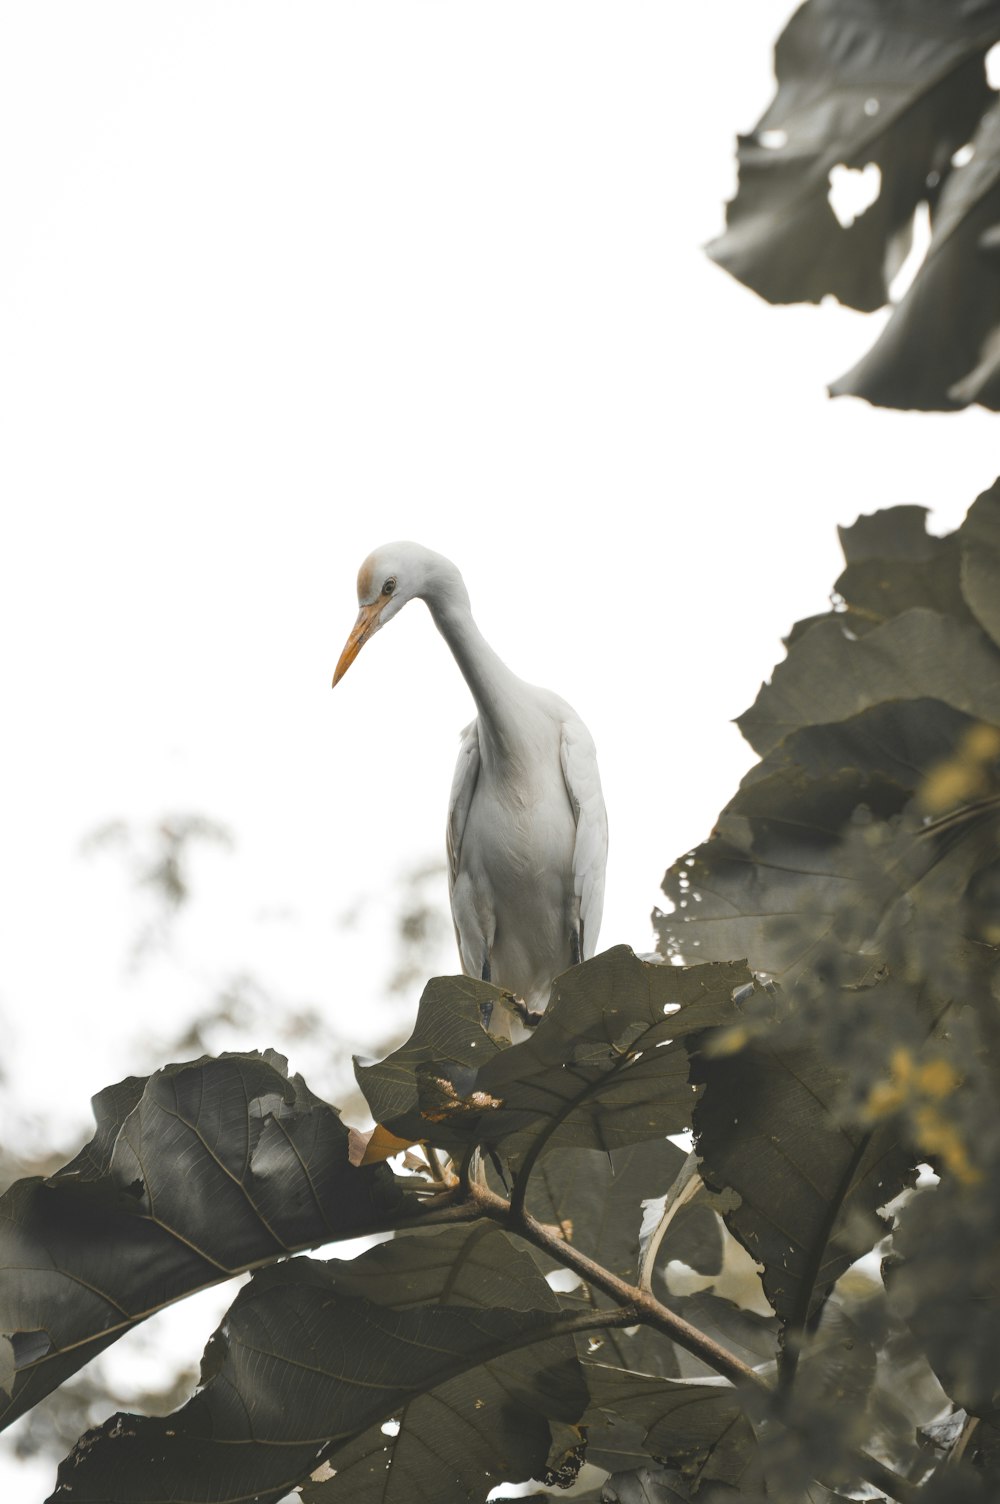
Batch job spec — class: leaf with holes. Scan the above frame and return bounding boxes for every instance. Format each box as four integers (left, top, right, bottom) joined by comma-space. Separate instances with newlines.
474, 948, 753, 1163
516, 1139, 687, 1378
356, 949, 754, 1166
832, 94, 1000, 409
708, 0, 1000, 410
708, 0, 1000, 313
658, 696, 996, 980
692, 1037, 917, 1355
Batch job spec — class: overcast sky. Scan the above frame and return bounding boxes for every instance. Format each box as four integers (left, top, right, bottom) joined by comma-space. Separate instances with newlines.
3, 3, 998, 1490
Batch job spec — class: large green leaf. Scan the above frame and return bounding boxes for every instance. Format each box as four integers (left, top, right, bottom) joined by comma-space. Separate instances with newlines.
960, 480, 1000, 647
525, 1139, 688, 1286
475, 949, 752, 1162
738, 609, 1000, 760
51, 1227, 586, 1504
707, 0, 1000, 313
785, 500, 988, 648
0, 1052, 399, 1430
708, 0, 1000, 410
518, 1140, 687, 1379
833, 506, 977, 634
831, 95, 1000, 409
353, 972, 518, 1154
889, 1176, 1000, 1417
583, 1362, 762, 1495
357, 948, 754, 1165
304, 1223, 588, 1502
664, 1289, 778, 1381
692, 1039, 917, 1347
658, 698, 983, 979
660, 498, 1000, 985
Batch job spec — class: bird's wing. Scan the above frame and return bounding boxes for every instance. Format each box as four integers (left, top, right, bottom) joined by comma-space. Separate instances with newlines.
446, 719, 481, 895
559, 717, 608, 958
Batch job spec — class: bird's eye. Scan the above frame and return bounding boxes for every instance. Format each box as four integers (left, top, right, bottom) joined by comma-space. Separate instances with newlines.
382, 577, 396, 597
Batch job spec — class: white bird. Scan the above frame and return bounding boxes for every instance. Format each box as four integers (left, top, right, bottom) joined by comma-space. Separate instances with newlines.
333, 542, 608, 1010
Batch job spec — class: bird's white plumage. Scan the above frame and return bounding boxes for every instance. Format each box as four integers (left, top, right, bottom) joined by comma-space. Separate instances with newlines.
558, 715, 607, 955
334, 541, 608, 1009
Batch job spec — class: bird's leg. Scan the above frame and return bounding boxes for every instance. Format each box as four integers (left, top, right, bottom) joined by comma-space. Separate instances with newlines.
512, 997, 546, 1031
570, 927, 582, 967
481, 957, 492, 983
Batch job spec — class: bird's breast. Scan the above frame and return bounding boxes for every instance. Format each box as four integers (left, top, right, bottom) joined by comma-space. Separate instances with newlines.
464, 754, 575, 881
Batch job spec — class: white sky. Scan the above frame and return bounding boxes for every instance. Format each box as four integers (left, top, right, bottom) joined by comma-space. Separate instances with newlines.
2, 3, 998, 1491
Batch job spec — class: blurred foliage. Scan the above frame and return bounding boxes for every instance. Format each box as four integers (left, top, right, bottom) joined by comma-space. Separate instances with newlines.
710, 0, 1000, 411
5, 486, 1000, 1501
337, 856, 452, 997
81, 812, 234, 963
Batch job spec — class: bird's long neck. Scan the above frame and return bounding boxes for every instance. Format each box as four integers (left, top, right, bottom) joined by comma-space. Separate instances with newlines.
426, 582, 528, 759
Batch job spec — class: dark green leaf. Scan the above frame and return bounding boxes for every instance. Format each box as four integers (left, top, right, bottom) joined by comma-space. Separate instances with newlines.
831, 95, 1000, 409
840, 505, 948, 565
304, 1224, 588, 1503
707, 0, 1000, 313
960, 480, 1000, 647
708, 0, 1000, 409
693, 1039, 916, 1341
0, 1051, 399, 1432
889, 1179, 1000, 1415
476, 948, 753, 1162
663, 1290, 778, 1381
519, 1140, 686, 1378
583, 1362, 761, 1495
834, 508, 975, 634
357, 949, 754, 1164
353, 973, 518, 1153
785, 503, 971, 647
528, 1140, 687, 1285
738, 609, 1000, 760
658, 699, 982, 979
50, 1229, 585, 1504
601, 1469, 698, 1504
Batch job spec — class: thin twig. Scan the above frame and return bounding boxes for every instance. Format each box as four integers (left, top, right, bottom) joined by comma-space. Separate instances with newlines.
422, 1144, 450, 1186
637, 1149, 702, 1293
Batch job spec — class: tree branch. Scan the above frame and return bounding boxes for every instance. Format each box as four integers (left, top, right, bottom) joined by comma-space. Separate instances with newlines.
469, 1177, 761, 1389
465, 1178, 920, 1504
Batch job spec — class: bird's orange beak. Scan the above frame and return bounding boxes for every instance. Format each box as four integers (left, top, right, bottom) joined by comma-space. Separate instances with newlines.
332, 599, 385, 686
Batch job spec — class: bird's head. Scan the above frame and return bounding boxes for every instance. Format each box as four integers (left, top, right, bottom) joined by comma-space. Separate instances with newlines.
332, 541, 450, 686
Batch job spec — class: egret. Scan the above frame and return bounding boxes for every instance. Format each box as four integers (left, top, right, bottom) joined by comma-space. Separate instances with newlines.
333, 542, 608, 1009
